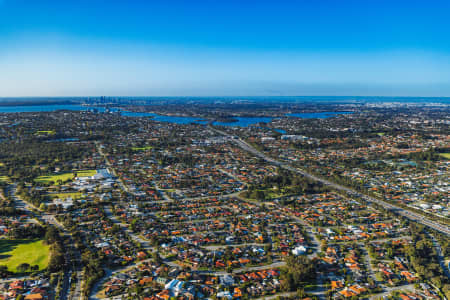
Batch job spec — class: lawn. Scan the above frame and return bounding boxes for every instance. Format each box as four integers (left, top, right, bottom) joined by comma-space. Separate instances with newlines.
0, 239, 50, 273
49, 192, 83, 200
0, 176, 10, 183
132, 146, 153, 151
440, 153, 450, 159
35, 172, 74, 185
35, 169, 97, 184
75, 170, 97, 177
35, 130, 56, 135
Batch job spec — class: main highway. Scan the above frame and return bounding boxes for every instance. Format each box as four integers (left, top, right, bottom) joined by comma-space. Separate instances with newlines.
210, 126, 450, 236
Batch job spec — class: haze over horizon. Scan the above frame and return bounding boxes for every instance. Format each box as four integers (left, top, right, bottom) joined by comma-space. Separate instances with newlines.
1, 0, 450, 97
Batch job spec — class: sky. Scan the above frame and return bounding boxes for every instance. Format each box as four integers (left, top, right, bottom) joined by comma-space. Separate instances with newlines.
1, 0, 450, 97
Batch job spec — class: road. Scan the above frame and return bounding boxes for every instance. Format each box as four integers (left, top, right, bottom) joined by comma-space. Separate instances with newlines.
233, 184, 326, 298
429, 234, 450, 278
369, 284, 415, 299
95, 141, 136, 196
232, 261, 286, 274
210, 126, 450, 236
360, 243, 379, 285
103, 205, 152, 249
87, 204, 156, 300
89, 258, 154, 300
178, 261, 287, 277
254, 291, 296, 300
71, 270, 84, 300
203, 243, 269, 251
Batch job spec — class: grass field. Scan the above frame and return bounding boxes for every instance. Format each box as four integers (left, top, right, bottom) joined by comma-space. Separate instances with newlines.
75, 170, 97, 177
0, 239, 50, 273
0, 176, 11, 183
35, 169, 97, 184
440, 153, 450, 159
132, 146, 153, 151
36, 130, 56, 135
49, 192, 83, 200
35, 173, 74, 185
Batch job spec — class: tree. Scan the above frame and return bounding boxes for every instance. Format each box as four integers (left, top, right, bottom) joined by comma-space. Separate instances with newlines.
280, 256, 316, 291
0, 265, 8, 278
17, 263, 30, 273
31, 265, 39, 271
49, 250, 65, 272
45, 226, 60, 244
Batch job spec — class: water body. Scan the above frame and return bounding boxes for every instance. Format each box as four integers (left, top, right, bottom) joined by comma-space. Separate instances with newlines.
213, 117, 273, 127
273, 129, 286, 134
212, 112, 353, 127
0, 105, 208, 124
0, 104, 353, 126
121, 111, 208, 124
0, 104, 92, 113
124, 114, 271, 126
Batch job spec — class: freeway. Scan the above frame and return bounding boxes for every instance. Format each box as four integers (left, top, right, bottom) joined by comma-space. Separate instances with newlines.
210, 126, 450, 236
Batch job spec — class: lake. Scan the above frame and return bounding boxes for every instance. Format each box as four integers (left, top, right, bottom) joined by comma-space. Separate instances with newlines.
211, 112, 353, 127
273, 129, 286, 134
0, 104, 353, 126
213, 117, 274, 127
0, 104, 93, 113
120, 111, 208, 124
0, 105, 208, 124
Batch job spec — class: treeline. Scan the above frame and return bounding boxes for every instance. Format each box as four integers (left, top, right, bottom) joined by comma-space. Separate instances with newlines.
0, 225, 66, 277
0, 140, 91, 181
154, 152, 199, 168
407, 224, 450, 298
45, 226, 66, 273
279, 255, 316, 292
81, 248, 105, 298
0, 185, 20, 216
17, 183, 49, 208
405, 147, 449, 162
7, 224, 45, 239
59, 204, 106, 297
59, 223, 105, 296
242, 169, 327, 201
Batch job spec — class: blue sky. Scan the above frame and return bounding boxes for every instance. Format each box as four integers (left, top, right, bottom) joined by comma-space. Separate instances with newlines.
1, 0, 450, 96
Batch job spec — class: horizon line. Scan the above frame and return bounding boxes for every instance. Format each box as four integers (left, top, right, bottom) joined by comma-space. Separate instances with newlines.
1, 95, 450, 99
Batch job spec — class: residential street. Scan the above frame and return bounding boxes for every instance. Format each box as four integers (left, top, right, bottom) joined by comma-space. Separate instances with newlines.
210, 126, 450, 236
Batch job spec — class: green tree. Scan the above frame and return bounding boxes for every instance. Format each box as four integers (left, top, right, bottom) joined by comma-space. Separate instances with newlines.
17, 263, 30, 273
